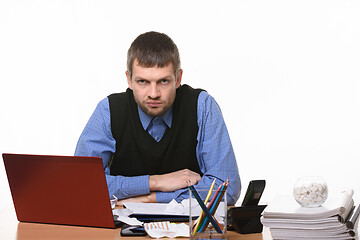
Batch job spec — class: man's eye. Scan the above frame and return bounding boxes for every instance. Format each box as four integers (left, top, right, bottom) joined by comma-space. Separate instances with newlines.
138, 80, 147, 84
161, 79, 169, 84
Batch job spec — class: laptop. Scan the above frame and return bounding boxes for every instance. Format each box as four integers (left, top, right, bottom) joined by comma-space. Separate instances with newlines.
2, 153, 122, 228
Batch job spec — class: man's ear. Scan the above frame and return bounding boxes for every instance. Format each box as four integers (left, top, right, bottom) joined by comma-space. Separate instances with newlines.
126, 71, 133, 90
176, 69, 183, 88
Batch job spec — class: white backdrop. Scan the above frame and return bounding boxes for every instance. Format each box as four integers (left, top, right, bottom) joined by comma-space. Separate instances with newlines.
1, 0, 359, 210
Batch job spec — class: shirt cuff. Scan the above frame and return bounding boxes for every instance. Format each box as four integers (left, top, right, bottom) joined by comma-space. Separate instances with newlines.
155, 188, 190, 203
156, 191, 177, 203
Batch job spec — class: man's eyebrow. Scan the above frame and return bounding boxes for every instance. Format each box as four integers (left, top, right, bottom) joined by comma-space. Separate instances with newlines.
133, 77, 151, 82
133, 77, 147, 81
159, 76, 173, 80
133, 75, 174, 81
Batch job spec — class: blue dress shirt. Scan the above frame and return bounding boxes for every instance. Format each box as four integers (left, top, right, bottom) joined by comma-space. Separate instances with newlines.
75, 91, 241, 205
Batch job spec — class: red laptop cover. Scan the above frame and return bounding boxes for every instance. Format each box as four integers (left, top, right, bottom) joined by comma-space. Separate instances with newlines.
2, 153, 116, 228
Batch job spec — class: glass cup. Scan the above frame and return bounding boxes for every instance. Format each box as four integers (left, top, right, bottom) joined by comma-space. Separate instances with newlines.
189, 187, 227, 240
293, 176, 328, 208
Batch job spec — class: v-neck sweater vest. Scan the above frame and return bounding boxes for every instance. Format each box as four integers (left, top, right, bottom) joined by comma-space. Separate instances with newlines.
108, 84, 203, 177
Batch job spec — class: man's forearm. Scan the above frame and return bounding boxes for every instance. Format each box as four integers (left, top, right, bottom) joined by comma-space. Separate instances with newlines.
117, 192, 157, 206
149, 169, 201, 192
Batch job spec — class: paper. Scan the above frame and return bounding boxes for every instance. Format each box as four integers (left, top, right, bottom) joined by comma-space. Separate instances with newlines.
261, 215, 345, 229
123, 198, 226, 218
144, 221, 189, 238
110, 195, 118, 209
123, 198, 203, 216
262, 189, 354, 220
112, 208, 143, 226
113, 199, 200, 227
123, 202, 183, 215
261, 189, 358, 240
165, 199, 187, 214
112, 207, 190, 238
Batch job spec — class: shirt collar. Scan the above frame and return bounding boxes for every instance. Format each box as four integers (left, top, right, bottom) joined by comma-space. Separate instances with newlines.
138, 106, 173, 130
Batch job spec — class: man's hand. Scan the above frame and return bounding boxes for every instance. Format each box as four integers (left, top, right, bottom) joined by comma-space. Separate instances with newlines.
149, 169, 201, 192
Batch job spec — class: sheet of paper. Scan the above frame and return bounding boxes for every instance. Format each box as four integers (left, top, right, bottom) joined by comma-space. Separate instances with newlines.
263, 189, 354, 219
144, 221, 189, 238
123, 202, 184, 215
112, 208, 143, 226
123, 198, 226, 218
123, 198, 203, 216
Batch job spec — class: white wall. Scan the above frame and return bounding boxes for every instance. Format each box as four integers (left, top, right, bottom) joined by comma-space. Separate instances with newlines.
1, 0, 359, 209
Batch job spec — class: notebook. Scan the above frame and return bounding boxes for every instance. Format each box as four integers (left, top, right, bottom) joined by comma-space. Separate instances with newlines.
2, 153, 122, 228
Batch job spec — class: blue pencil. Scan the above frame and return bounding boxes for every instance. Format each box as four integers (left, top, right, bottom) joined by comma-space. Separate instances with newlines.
188, 185, 223, 234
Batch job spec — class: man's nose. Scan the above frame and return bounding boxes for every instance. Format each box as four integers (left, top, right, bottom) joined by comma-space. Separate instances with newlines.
149, 83, 160, 99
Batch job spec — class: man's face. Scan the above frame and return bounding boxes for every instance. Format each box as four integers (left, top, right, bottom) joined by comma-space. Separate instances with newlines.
126, 60, 182, 117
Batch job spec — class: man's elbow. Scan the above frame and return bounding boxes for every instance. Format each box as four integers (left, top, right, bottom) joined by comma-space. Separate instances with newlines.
227, 181, 241, 205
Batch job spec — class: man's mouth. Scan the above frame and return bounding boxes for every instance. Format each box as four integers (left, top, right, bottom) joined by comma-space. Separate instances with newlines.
146, 101, 162, 108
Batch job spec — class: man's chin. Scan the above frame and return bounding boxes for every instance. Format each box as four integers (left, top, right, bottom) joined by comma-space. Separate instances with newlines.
144, 107, 166, 117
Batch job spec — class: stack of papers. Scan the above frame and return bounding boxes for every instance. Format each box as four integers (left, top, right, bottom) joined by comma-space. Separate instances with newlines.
122, 199, 202, 221
261, 189, 359, 240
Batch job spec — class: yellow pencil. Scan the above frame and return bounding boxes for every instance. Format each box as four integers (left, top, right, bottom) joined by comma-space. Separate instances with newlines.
193, 178, 216, 234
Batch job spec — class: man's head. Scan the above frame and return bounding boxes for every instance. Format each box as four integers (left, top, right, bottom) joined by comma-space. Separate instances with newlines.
126, 31, 183, 117
126, 31, 181, 78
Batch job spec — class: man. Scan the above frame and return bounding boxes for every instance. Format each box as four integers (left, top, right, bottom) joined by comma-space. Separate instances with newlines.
75, 31, 241, 205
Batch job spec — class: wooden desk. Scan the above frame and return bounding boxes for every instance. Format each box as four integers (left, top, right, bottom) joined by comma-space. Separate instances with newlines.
0, 204, 272, 240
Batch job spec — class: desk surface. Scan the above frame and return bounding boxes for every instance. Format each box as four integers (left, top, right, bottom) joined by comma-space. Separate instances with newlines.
0, 204, 273, 240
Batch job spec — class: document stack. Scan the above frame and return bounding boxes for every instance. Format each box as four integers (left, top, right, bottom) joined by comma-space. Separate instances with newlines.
261, 189, 359, 240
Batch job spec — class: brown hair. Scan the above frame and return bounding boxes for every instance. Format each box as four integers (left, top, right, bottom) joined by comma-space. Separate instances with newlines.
127, 31, 181, 78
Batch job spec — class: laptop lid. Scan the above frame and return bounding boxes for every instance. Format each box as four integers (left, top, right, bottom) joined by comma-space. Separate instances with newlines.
2, 153, 118, 228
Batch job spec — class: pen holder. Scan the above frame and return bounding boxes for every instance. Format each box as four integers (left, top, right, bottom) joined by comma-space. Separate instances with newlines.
227, 205, 267, 234
189, 187, 227, 240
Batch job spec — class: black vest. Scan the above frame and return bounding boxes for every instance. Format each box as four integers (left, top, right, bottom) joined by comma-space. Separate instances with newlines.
108, 84, 204, 177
